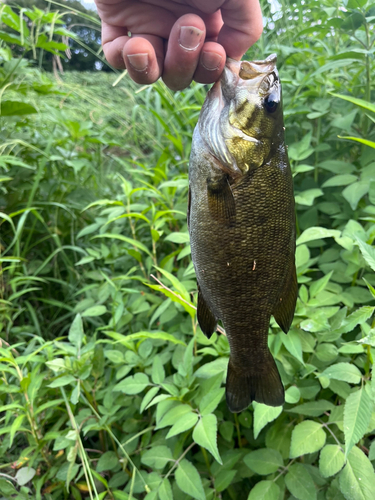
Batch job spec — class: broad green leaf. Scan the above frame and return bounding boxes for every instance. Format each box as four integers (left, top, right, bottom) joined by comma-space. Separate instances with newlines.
140, 387, 160, 413
319, 445, 345, 478
156, 404, 192, 429
147, 283, 195, 317
92, 233, 152, 256
113, 373, 149, 394
151, 356, 165, 384
215, 469, 237, 493
175, 459, 205, 500
297, 227, 341, 245
192, 414, 222, 464
158, 478, 173, 500
106, 330, 185, 347
68, 314, 84, 350
166, 412, 198, 438
357, 239, 375, 272
287, 400, 334, 417
310, 271, 334, 298
339, 446, 375, 500
342, 181, 369, 210
82, 305, 107, 317
285, 463, 317, 500
0, 100, 37, 116
164, 232, 190, 244
97, 451, 118, 472
322, 175, 358, 188
141, 446, 173, 469
344, 387, 373, 458
199, 387, 225, 415
290, 420, 326, 458
321, 363, 362, 384
247, 480, 280, 500
48, 375, 76, 388
244, 448, 284, 475
285, 386, 301, 404
253, 402, 283, 439
282, 329, 304, 364
15, 467, 36, 486
295, 188, 323, 206
195, 357, 229, 379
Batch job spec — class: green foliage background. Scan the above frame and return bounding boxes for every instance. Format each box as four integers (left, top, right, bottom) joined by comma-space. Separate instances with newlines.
1, 1, 375, 499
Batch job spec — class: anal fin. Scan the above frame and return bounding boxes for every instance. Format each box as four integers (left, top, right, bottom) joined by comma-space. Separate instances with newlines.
207, 175, 236, 226
273, 263, 298, 333
197, 285, 217, 338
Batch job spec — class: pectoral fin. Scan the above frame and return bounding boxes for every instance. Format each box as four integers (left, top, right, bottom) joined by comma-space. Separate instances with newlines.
197, 285, 217, 339
207, 175, 236, 226
273, 264, 298, 333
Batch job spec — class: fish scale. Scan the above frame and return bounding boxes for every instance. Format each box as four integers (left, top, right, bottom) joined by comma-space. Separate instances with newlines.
188, 55, 297, 412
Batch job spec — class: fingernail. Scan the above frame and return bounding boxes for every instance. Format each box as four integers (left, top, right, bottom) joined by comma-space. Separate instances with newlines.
127, 53, 148, 71
179, 26, 203, 51
201, 51, 223, 71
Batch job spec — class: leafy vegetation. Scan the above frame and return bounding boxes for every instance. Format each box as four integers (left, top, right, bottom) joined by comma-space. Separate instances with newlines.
1, 0, 375, 499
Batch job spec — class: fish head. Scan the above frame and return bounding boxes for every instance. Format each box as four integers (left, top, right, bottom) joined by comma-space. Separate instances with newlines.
199, 54, 284, 175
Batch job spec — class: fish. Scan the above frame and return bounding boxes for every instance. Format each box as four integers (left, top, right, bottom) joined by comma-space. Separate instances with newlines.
188, 54, 297, 413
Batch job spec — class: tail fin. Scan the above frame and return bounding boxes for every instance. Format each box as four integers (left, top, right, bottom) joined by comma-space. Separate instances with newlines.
226, 353, 284, 413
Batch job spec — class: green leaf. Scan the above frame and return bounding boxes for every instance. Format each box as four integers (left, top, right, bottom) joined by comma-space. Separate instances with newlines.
331, 94, 375, 114
195, 357, 229, 378
157, 404, 193, 429
321, 363, 362, 384
140, 387, 160, 413
344, 387, 373, 458
310, 271, 334, 298
342, 181, 369, 210
175, 459, 205, 500
253, 402, 283, 439
151, 356, 165, 384
322, 175, 358, 188
319, 445, 345, 478
247, 480, 280, 500
285, 386, 301, 404
166, 412, 199, 439
82, 305, 107, 317
199, 387, 225, 415
287, 400, 334, 417
97, 451, 118, 472
285, 463, 317, 500
141, 445, 173, 469
290, 420, 326, 458
297, 227, 341, 245
193, 414, 222, 464
164, 232, 190, 244
48, 375, 76, 388
92, 233, 152, 256
282, 329, 304, 364
244, 448, 284, 475
158, 478, 173, 500
113, 373, 149, 394
295, 188, 323, 206
214, 469, 237, 493
339, 446, 375, 500
0, 101, 37, 116
339, 136, 375, 149
15, 466, 36, 486
357, 239, 375, 272
68, 314, 84, 350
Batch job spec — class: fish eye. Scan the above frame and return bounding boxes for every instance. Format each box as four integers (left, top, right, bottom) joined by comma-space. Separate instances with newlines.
264, 93, 279, 113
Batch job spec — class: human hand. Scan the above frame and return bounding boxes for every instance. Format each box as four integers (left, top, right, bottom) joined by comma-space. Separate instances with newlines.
94, 0, 263, 91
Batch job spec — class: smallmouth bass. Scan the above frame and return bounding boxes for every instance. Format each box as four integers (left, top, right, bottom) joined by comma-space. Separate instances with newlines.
188, 54, 297, 412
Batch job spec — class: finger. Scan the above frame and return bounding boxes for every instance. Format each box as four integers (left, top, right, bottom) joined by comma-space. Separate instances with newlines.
124, 35, 164, 85
162, 14, 206, 91
101, 22, 129, 68
218, 0, 263, 59
193, 41, 226, 84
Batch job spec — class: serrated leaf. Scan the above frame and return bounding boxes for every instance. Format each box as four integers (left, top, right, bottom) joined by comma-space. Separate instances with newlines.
357, 239, 375, 272
297, 227, 341, 245
319, 445, 345, 478
321, 363, 362, 384
287, 400, 334, 417
199, 387, 225, 415
244, 448, 284, 475
253, 402, 283, 439
141, 445, 173, 469
193, 414, 222, 464
290, 420, 326, 458
285, 463, 317, 500
339, 446, 375, 500
158, 478, 173, 500
175, 459, 205, 500
247, 480, 280, 500
166, 412, 198, 438
97, 451, 118, 472
344, 387, 373, 458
